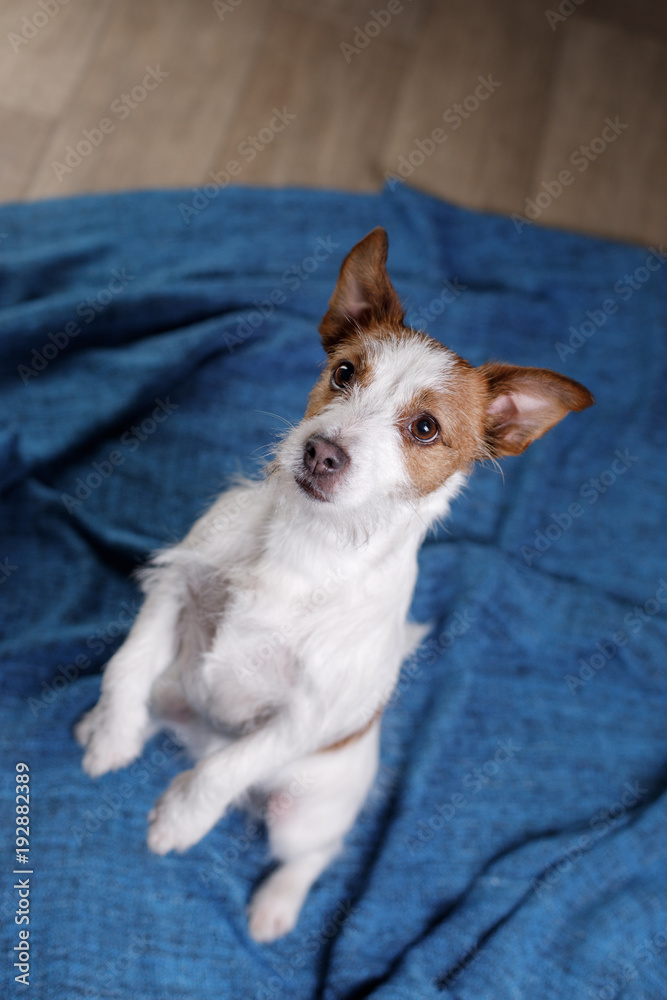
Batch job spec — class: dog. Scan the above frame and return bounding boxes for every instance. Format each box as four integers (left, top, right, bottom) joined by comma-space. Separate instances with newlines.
75, 227, 593, 941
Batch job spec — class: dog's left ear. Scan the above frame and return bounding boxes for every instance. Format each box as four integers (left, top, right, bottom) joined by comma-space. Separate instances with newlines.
319, 228, 405, 352
480, 362, 594, 457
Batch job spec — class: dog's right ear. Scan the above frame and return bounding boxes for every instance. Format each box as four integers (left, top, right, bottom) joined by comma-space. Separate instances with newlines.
319, 228, 405, 352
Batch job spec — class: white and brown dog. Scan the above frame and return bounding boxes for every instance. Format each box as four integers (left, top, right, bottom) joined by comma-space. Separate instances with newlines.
76, 228, 593, 941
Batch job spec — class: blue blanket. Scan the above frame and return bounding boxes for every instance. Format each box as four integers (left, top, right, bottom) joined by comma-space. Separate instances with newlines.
1, 183, 666, 1000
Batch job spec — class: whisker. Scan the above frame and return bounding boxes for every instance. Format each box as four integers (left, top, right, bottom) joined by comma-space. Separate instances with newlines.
254, 410, 297, 430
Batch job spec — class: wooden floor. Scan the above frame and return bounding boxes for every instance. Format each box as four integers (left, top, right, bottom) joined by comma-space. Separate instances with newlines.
1, 0, 665, 245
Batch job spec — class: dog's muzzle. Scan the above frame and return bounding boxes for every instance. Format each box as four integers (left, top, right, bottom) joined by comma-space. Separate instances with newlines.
297, 435, 349, 501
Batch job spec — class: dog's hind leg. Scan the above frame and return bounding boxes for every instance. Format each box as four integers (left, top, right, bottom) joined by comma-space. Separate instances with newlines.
247, 720, 381, 942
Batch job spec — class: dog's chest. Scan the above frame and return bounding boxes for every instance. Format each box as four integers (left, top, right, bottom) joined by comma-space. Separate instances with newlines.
179, 546, 417, 732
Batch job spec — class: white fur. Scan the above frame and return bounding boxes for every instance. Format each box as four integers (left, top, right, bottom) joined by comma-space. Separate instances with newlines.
75, 327, 467, 942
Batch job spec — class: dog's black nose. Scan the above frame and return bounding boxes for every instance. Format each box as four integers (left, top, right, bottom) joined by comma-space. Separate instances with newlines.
303, 435, 349, 476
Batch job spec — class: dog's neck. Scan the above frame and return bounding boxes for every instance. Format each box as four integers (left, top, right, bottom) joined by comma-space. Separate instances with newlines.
261, 469, 466, 573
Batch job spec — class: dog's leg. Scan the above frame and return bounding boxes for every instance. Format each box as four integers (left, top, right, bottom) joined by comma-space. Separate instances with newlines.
248, 842, 343, 943
146, 707, 308, 854
146, 699, 378, 856
248, 723, 381, 941
75, 581, 182, 777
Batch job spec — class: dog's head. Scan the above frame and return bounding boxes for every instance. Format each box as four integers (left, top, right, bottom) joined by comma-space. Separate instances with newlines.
274, 228, 593, 532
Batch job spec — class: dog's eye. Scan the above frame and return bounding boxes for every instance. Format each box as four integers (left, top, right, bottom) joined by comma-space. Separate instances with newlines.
332, 361, 355, 389
409, 415, 440, 443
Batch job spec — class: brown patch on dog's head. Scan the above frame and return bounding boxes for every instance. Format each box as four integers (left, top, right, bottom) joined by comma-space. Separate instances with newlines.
396, 355, 595, 495
397, 357, 489, 495
304, 339, 376, 419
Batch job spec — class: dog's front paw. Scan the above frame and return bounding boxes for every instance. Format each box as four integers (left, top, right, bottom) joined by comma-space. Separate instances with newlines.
74, 704, 102, 749
147, 770, 219, 855
76, 703, 149, 778
81, 733, 139, 779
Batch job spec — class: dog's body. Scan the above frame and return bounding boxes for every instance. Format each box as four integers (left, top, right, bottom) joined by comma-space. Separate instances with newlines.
76, 229, 593, 941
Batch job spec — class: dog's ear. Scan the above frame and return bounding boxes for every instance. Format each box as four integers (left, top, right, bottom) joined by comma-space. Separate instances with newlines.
319, 228, 405, 352
479, 363, 594, 457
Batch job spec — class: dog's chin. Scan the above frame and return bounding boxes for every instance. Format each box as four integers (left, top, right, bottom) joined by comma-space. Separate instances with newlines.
295, 475, 332, 503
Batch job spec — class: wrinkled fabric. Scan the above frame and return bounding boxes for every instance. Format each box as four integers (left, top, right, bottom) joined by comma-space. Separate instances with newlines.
0, 183, 665, 1000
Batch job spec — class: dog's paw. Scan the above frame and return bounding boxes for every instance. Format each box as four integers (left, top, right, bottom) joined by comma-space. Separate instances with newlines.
147, 770, 219, 855
77, 703, 148, 778
74, 705, 101, 749
247, 870, 303, 942
81, 729, 141, 778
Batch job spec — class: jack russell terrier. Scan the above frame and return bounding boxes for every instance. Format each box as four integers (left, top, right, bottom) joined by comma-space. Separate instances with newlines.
76, 228, 593, 941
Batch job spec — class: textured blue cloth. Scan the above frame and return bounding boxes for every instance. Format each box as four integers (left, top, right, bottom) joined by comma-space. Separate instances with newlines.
1, 183, 666, 1000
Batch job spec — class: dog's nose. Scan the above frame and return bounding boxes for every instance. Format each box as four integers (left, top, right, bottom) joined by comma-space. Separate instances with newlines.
303, 435, 349, 476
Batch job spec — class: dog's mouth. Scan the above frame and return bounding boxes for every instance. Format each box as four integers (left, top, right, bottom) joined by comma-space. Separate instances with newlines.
295, 475, 330, 503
